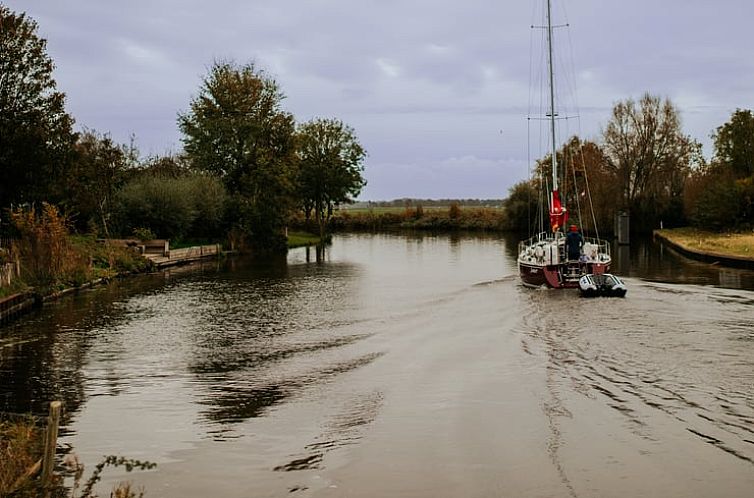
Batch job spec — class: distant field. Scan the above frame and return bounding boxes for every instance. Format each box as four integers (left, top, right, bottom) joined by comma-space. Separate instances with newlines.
657, 228, 754, 259
339, 206, 503, 215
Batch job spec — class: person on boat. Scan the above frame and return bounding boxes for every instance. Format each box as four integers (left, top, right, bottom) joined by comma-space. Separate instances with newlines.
566, 224, 583, 261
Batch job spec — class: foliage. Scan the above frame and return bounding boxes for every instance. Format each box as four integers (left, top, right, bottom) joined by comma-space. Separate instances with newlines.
712, 109, 754, 179
501, 180, 540, 232
328, 206, 504, 231
0, 5, 75, 208
602, 93, 696, 231
114, 173, 226, 240
523, 137, 620, 235
10, 203, 87, 289
8, 203, 149, 291
136, 153, 191, 179
0, 416, 41, 496
683, 109, 754, 230
2, 420, 155, 498
63, 130, 133, 235
73, 455, 156, 498
448, 202, 461, 219
75, 237, 152, 276
132, 227, 156, 242
297, 118, 367, 237
178, 60, 297, 253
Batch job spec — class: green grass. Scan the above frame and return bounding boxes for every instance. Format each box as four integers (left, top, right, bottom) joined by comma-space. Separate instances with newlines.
657, 228, 754, 258
287, 231, 322, 248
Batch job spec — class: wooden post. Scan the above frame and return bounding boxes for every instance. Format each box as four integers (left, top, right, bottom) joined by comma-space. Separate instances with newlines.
41, 401, 61, 487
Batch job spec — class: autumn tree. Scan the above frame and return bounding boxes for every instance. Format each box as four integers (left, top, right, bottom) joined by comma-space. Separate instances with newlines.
296, 118, 366, 238
712, 108, 754, 179
0, 5, 75, 208
602, 93, 696, 231
685, 109, 754, 229
62, 130, 134, 235
502, 179, 540, 232
178, 61, 297, 252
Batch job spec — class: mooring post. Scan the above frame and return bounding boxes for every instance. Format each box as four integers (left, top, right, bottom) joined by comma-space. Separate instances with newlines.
41, 401, 62, 487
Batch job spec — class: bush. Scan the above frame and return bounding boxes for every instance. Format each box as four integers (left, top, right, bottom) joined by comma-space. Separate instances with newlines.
114, 173, 226, 240
686, 170, 750, 230
448, 202, 461, 219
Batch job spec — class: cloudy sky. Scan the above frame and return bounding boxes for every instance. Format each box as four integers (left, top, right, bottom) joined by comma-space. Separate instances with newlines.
6, 0, 751, 199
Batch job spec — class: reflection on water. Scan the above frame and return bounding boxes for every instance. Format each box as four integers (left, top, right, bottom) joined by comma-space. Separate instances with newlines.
1, 232, 753, 497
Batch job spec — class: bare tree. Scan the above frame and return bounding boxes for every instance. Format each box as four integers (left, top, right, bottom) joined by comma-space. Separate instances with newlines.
602, 93, 696, 229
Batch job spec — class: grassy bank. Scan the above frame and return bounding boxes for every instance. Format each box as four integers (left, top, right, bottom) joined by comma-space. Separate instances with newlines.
287, 231, 324, 248
656, 228, 754, 259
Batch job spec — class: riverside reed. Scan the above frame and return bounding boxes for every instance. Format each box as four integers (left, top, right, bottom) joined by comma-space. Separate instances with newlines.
0, 417, 41, 496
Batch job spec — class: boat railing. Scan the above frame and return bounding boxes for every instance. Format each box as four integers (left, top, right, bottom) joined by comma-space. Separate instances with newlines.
518, 232, 611, 261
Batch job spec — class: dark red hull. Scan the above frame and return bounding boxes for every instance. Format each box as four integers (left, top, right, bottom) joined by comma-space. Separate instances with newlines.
519, 261, 609, 289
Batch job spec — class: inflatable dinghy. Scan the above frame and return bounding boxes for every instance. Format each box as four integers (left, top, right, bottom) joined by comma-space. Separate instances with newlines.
578, 273, 627, 298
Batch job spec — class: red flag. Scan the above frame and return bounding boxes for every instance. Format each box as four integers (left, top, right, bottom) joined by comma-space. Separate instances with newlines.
549, 190, 568, 232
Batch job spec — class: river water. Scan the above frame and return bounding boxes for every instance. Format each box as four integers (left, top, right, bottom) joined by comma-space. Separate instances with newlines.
1, 233, 753, 497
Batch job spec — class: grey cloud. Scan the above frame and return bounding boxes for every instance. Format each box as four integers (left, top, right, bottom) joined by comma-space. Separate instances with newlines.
5, 0, 753, 197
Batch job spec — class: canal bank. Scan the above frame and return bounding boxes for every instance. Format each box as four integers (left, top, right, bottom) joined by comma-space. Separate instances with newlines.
0, 243, 223, 327
654, 229, 754, 269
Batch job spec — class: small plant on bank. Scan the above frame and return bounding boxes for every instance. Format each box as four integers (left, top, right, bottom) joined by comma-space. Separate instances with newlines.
0, 416, 42, 496
132, 228, 156, 243
67, 455, 156, 498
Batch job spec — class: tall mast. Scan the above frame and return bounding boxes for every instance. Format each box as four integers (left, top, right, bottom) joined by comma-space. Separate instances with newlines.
546, 0, 558, 192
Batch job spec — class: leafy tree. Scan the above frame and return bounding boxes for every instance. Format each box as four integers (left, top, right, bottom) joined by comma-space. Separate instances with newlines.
178, 61, 297, 252
296, 118, 366, 237
0, 5, 75, 207
685, 170, 742, 230
602, 93, 695, 231
63, 130, 133, 235
712, 108, 754, 179
502, 179, 540, 232
138, 153, 192, 179
534, 137, 616, 235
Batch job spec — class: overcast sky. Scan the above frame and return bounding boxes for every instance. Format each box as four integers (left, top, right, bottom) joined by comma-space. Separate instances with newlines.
6, 0, 751, 199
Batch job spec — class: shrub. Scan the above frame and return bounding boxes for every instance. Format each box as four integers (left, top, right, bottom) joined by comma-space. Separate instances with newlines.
114, 173, 226, 240
10, 203, 90, 290
448, 202, 461, 219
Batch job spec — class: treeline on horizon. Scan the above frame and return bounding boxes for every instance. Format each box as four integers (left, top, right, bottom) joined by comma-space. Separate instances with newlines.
350, 199, 504, 208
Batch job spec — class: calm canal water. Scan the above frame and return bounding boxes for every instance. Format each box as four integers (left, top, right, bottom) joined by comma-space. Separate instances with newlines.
1, 232, 753, 497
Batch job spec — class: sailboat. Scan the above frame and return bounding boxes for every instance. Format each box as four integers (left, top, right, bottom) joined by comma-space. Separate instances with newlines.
517, 0, 626, 297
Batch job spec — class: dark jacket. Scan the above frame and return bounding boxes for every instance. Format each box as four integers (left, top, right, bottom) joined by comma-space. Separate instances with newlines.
566, 231, 583, 260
